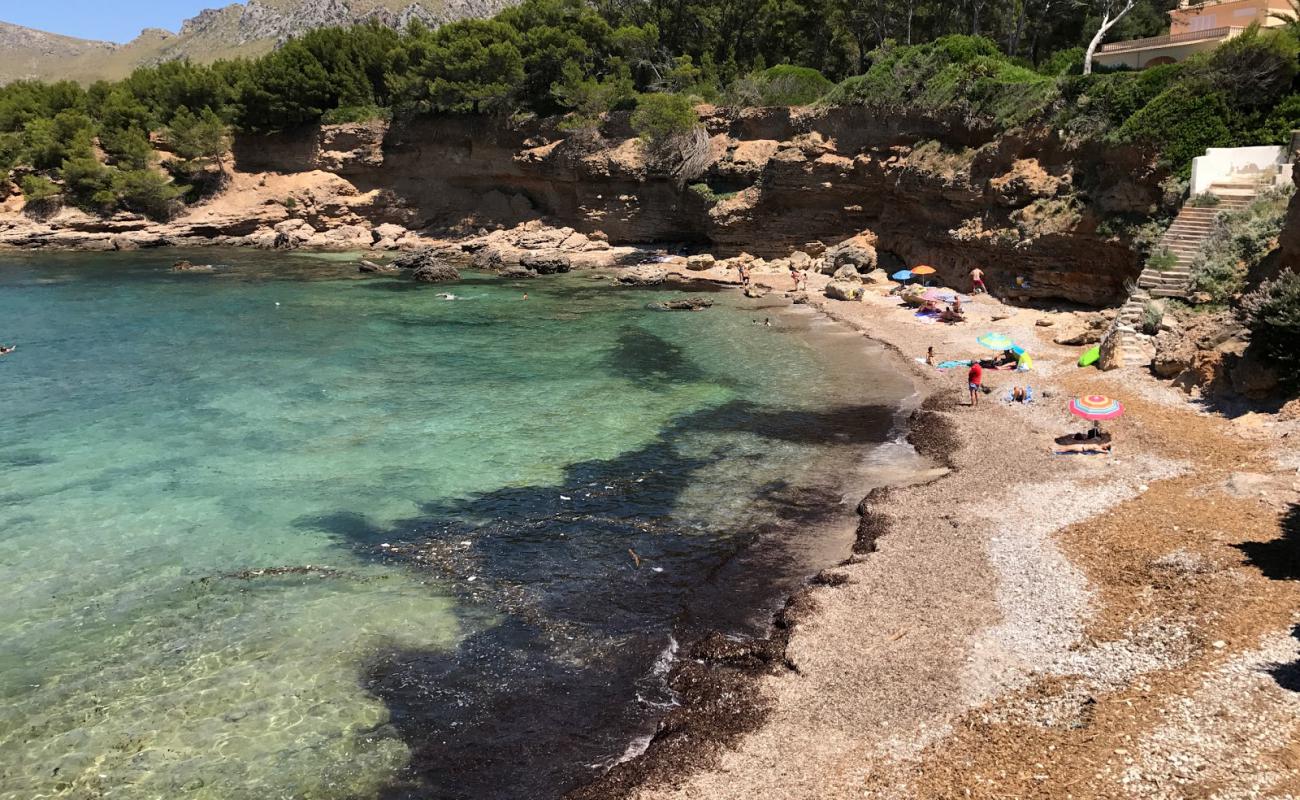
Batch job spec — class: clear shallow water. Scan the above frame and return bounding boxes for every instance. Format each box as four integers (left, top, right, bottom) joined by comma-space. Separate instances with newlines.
0, 251, 917, 799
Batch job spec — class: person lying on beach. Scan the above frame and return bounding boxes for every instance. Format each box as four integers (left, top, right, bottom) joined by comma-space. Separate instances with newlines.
939, 306, 964, 323
1052, 442, 1112, 455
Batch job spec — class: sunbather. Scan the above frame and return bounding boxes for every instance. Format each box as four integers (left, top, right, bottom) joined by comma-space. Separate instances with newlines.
1053, 442, 1112, 455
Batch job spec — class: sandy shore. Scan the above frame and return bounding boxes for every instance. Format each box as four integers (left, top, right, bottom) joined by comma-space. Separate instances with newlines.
578, 264, 1300, 799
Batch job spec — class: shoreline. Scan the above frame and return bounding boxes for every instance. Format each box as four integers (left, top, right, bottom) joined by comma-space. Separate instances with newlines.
569, 262, 1300, 799
569, 267, 965, 799
3, 244, 1297, 798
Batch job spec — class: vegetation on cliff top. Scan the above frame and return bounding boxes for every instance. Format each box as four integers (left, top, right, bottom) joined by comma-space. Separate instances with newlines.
4, 0, 1300, 218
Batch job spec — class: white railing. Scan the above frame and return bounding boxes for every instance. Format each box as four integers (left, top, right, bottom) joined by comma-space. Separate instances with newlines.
1098, 25, 1242, 53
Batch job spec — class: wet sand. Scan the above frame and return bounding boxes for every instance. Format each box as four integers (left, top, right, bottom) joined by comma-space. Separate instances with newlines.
578, 265, 1300, 799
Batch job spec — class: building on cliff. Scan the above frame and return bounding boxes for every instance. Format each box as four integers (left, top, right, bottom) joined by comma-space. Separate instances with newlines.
1094, 0, 1297, 70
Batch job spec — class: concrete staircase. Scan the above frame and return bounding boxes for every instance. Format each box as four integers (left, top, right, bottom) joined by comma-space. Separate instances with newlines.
1108, 288, 1158, 369
1136, 185, 1257, 299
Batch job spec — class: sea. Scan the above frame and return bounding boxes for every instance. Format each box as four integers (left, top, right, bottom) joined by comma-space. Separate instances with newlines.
0, 250, 922, 799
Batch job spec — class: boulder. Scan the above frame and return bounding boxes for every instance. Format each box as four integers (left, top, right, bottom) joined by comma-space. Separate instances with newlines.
520, 252, 571, 274
393, 248, 442, 271
1152, 330, 1196, 379
358, 260, 399, 274
500, 264, 539, 279
825, 280, 865, 301
411, 262, 461, 283
649, 296, 715, 311
789, 251, 812, 268
618, 265, 667, 286
823, 233, 878, 274
803, 241, 826, 256
1096, 327, 1129, 371
744, 284, 771, 298
832, 264, 863, 283
861, 268, 890, 284
1229, 351, 1280, 399
686, 254, 716, 271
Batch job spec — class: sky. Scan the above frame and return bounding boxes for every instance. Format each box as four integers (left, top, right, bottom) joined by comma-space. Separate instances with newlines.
2, 0, 221, 43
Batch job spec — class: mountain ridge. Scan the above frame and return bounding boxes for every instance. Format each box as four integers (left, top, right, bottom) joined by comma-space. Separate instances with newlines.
0, 0, 514, 85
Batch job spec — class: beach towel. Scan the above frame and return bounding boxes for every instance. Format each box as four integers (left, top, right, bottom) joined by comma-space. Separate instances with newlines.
1005, 386, 1034, 404
935, 360, 971, 369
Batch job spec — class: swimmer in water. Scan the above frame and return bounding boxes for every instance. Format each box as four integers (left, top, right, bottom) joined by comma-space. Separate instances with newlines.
523, 293, 529, 300
0, 344, 14, 355
437, 293, 459, 300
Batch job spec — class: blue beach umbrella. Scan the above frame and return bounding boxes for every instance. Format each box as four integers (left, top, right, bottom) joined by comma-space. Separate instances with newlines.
977, 332, 1015, 350
1010, 345, 1026, 356
891, 270, 913, 282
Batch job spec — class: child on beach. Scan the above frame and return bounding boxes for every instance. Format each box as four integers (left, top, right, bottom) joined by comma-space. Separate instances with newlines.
967, 361, 983, 406
925, 346, 935, 366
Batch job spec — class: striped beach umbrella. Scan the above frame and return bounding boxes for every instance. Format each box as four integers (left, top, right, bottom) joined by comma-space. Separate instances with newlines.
1069, 394, 1124, 420
976, 332, 1015, 350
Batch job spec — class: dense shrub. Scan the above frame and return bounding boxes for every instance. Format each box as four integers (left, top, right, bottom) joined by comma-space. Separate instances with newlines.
1242, 269, 1300, 390
821, 36, 1056, 129
727, 65, 833, 106
115, 169, 184, 220
20, 174, 62, 215
630, 93, 698, 144
1117, 86, 1234, 175
1190, 187, 1293, 301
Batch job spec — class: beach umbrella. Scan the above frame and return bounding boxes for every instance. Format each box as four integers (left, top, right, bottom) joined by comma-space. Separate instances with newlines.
1069, 394, 1124, 420
891, 269, 913, 281
976, 332, 1015, 350
911, 265, 936, 276
1010, 345, 1026, 356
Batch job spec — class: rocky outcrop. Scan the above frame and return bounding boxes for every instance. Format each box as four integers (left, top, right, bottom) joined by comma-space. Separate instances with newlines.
649, 297, 714, 311
358, 259, 399, 274
2, 105, 1170, 306
411, 262, 461, 283
618, 265, 668, 286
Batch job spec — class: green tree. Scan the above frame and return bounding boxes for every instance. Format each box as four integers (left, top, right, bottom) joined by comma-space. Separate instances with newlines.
166, 106, 230, 162
61, 156, 118, 211
114, 169, 183, 220
390, 19, 526, 113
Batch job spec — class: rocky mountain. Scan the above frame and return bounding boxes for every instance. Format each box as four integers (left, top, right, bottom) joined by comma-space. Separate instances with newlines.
0, 0, 516, 85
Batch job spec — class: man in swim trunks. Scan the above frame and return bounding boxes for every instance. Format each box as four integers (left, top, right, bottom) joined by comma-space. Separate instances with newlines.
970, 267, 986, 294
968, 361, 983, 407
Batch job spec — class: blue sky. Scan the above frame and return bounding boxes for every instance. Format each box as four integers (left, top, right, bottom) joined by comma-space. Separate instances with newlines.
3, 0, 219, 43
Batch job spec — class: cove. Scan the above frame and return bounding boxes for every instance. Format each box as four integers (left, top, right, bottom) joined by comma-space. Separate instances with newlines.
0, 250, 918, 799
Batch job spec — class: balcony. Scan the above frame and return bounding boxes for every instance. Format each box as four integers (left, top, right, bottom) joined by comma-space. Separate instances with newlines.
1098, 25, 1243, 55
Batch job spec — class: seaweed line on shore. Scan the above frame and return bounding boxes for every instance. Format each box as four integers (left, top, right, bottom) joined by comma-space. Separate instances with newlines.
567, 292, 963, 800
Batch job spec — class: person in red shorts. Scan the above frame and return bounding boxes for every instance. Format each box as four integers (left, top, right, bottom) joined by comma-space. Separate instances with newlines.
970, 266, 987, 294
968, 360, 983, 407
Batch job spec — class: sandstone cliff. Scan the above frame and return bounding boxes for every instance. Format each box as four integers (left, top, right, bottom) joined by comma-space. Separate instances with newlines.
0, 106, 1172, 306
229, 108, 1166, 305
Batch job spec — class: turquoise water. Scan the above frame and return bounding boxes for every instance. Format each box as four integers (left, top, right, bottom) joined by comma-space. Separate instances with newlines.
0, 251, 916, 799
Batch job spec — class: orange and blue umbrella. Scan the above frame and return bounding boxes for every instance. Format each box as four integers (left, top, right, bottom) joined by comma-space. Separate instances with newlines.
1069, 394, 1124, 420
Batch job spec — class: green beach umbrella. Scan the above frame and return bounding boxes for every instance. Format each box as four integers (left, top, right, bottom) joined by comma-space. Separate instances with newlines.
976, 332, 1015, 350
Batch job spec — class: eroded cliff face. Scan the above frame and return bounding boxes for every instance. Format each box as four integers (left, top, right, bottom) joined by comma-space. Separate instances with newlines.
228, 108, 1167, 306
0, 107, 1169, 306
